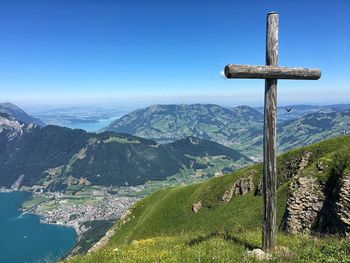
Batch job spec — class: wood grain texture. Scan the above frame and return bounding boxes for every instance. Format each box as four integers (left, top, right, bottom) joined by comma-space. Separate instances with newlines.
224, 64, 321, 80
263, 12, 278, 252
223, 11, 321, 252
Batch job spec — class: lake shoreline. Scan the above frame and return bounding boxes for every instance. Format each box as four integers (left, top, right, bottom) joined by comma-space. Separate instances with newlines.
0, 191, 77, 262
1, 187, 80, 237
0, 185, 137, 256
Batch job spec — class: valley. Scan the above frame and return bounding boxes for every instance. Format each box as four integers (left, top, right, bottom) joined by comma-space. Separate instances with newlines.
1, 102, 350, 261
65, 135, 350, 262
0, 113, 251, 190
2, 2, 349, 262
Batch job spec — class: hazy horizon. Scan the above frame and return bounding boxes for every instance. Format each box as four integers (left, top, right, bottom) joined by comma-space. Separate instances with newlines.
3, 98, 350, 112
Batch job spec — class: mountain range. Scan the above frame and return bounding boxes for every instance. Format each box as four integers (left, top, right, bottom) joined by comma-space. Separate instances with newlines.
1, 102, 349, 262
0, 114, 251, 190
102, 104, 263, 157
103, 103, 350, 158
1, 102, 350, 190
255, 104, 350, 121
278, 109, 350, 151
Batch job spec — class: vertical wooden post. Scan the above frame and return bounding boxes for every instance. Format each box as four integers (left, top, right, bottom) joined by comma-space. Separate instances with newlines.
263, 12, 278, 252
224, 11, 320, 252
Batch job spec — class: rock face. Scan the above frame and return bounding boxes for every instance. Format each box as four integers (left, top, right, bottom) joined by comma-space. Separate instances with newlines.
280, 151, 313, 184
255, 179, 263, 196
281, 172, 350, 236
335, 173, 350, 235
221, 175, 254, 202
256, 151, 313, 196
281, 176, 324, 233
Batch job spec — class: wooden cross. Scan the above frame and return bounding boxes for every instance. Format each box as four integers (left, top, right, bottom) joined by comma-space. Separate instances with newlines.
224, 12, 321, 252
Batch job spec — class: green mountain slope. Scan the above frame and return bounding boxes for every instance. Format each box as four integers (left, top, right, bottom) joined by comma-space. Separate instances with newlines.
0, 114, 251, 190
102, 104, 263, 157
255, 104, 350, 121
67, 135, 350, 262
278, 109, 350, 151
103, 104, 350, 159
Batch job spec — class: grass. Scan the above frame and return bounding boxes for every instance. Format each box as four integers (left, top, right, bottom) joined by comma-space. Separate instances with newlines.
65, 135, 350, 262
41, 200, 59, 211
67, 232, 350, 263
72, 220, 116, 255
22, 195, 48, 209
103, 137, 141, 144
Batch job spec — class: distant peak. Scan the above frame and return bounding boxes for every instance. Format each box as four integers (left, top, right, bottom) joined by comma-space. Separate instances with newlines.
1, 102, 19, 108
0, 102, 45, 126
235, 105, 254, 109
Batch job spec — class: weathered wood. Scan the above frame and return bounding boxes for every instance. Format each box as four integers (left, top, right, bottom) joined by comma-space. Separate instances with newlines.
262, 12, 278, 252
224, 64, 321, 80
223, 11, 321, 253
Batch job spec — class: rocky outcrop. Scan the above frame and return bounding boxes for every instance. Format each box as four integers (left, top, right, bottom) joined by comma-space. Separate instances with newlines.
255, 179, 263, 196
281, 176, 324, 233
335, 173, 350, 235
256, 151, 313, 196
281, 171, 350, 236
316, 161, 326, 172
247, 249, 272, 261
221, 175, 254, 202
298, 152, 313, 172
192, 201, 202, 213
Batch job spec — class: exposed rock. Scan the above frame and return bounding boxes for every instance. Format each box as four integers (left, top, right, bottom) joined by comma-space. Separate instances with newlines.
221, 175, 254, 202
279, 151, 313, 182
281, 169, 350, 236
298, 151, 312, 172
316, 161, 326, 172
192, 201, 202, 213
256, 151, 313, 197
335, 173, 350, 235
281, 176, 324, 234
247, 248, 272, 261
255, 179, 263, 196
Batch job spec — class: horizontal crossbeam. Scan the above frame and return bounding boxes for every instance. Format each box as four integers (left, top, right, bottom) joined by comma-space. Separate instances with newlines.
225, 64, 321, 80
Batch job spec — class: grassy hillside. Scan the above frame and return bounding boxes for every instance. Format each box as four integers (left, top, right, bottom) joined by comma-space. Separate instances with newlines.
66, 135, 350, 262
103, 103, 350, 159
102, 104, 263, 157
278, 109, 350, 152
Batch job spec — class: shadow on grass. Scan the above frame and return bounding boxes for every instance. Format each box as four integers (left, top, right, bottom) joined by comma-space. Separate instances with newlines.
187, 230, 257, 250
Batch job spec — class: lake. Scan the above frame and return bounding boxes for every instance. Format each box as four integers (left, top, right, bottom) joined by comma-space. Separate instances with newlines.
0, 192, 77, 263
67, 116, 120, 132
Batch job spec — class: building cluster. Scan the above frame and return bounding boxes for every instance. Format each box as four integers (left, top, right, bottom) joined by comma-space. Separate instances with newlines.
31, 192, 136, 237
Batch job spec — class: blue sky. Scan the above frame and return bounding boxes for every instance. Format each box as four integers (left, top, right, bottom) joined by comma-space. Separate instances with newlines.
0, 0, 349, 107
